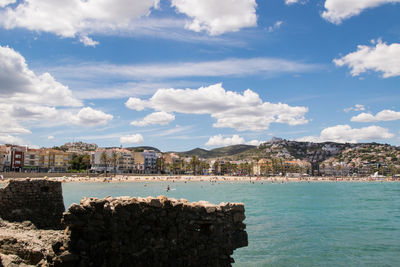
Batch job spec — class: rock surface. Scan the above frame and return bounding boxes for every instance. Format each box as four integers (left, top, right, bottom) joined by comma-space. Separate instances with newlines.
0, 179, 65, 229
0, 219, 70, 267
63, 196, 248, 266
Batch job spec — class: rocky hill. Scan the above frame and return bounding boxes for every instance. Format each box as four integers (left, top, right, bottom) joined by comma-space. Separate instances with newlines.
177, 138, 399, 168
177, 145, 256, 159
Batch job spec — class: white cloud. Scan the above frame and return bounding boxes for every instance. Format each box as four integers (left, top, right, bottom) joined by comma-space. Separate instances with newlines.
322, 0, 400, 24
268, 21, 283, 32
9, 105, 59, 121
47, 135, 54, 140
285, 0, 300, 5
205, 134, 245, 147
297, 125, 394, 143
131, 111, 175, 127
351, 110, 400, 122
49, 57, 318, 84
0, 45, 81, 106
69, 107, 113, 127
334, 40, 400, 78
79, 36, 99, 47
245, 139, 263, 146
0, 134, 24, 145
126, 83, 308, 132
0, 45, 114, 133
205, 134, 261, 147
171, 0, 257, 35
1, 0, 160, 45
152, 125, 194, 137
125, 97, 148, 111
0, 119, 31, 135
120, 134, 144, 144
344, 104, 365, 112
0, 0, 16, 8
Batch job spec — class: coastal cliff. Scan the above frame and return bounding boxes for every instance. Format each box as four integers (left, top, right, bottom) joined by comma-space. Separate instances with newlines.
0, 179, 248, 266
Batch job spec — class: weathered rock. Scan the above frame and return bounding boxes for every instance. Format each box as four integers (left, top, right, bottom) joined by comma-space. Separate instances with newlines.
0, 220, 68, 267
0, 179, 65, 229
63, 196, 248, 267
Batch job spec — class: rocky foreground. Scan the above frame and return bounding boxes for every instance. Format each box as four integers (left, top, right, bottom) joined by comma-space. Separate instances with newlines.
0, 179, 248, 267
0, 220, 71, 267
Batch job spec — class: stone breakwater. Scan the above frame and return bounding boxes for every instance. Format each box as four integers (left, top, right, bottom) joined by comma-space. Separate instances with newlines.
63, 196, 248, 267
0, 179, 65, 229
0, 179, 248, 266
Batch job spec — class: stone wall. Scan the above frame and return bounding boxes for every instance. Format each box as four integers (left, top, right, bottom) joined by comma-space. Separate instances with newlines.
0, 179, 65, 229
63, 196, 248, 267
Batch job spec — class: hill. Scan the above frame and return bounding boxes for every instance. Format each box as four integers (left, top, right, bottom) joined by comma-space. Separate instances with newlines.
177, 144, 256, 158
125, 146, 161, 152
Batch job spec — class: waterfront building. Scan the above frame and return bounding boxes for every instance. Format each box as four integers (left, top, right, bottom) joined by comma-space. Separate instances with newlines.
91, 148, 140, 174
8, 145, 25, 172
23, 148, 40, 172
0, 145, 9, 172
142, 150, 161, 174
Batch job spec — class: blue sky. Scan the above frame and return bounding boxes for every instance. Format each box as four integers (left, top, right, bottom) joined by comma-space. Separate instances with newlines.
0, 0, 399, 151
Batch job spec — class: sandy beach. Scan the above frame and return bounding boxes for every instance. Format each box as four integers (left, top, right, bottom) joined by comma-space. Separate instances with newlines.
1, 175, 398, 184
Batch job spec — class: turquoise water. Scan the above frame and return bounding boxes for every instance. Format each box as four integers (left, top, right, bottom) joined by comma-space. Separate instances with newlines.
63, 181, 400, 266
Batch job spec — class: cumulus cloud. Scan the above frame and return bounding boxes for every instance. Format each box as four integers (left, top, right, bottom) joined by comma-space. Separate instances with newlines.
285, 0, 300, 5
0, 45, 114, 134
126, 83, 308, 132
344, 104, 365, 113
79, 36, 99, 47
268, 21, 283, 32
334, 40, 400, 78
69, 107, 113, 127
205, 134, 261, 147
297, 125, 394, 143
131, 111, 175, 127
206, 135, 245, 146
120, 134, 144, 144
47, 135, 54, 140
171, 0, 257, 35
0, 0, 159, 45
351, 110, 400, 122
322, 0, 400, 24
0, 45, 81, 106
0, 134, 24, 145
0, 119, 31, 135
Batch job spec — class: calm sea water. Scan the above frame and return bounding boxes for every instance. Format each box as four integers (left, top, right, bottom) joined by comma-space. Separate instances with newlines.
61, 182, 399, 266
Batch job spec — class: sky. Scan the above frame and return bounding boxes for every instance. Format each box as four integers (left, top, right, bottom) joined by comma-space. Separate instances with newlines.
0, 0, 399, 152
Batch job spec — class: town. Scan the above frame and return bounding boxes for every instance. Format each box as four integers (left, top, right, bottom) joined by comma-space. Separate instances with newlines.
1, 138, 400, 179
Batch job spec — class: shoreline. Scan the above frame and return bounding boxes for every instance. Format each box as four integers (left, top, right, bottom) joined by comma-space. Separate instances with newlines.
1, 175, 398, 184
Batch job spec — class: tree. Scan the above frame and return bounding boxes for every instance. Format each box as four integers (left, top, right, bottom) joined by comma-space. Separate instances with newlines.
69, 154, 91, 172
111, 151, 120, 176
156, 157, 166, 174
100, 151, 109, 176
213, 161, 220, 175
190, 156, 200, 175
197, 161, 209, 175
81, 154, 91, 173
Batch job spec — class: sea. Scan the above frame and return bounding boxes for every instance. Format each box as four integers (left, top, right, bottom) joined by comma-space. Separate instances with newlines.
2, 181, 398, 266
61, 181, 400, 266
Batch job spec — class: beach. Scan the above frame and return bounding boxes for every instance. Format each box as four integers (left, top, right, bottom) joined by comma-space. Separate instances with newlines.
1, 174, 397, 185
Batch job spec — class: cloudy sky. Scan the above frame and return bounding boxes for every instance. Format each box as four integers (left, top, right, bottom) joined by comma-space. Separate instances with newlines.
0, 0, 399, 151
